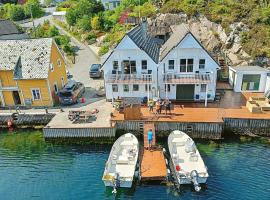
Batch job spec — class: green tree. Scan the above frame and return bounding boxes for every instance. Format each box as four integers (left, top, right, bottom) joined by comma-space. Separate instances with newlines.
24, 0, 44, 18
48, 26, 60, 37
4, 4, 25, 21
76, 15, 91, 31
131, 1, 157, 17
91, 16, 101, 30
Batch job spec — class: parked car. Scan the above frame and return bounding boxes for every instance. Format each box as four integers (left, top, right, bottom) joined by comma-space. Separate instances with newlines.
58, 81, 85, 105
89, 64, 102, 78
66, 70, 73, 79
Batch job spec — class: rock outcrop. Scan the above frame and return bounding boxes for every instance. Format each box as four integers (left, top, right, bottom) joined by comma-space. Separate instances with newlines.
148, 13, 253, 66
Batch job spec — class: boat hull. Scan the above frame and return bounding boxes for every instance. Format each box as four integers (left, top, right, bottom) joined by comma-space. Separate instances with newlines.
103, 180, 133, 188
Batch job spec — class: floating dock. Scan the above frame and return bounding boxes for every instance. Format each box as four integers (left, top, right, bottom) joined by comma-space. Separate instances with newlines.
140, 123, 167, 182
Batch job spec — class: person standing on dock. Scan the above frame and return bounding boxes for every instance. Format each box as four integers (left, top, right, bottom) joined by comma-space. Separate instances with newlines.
147, 129, 153, 150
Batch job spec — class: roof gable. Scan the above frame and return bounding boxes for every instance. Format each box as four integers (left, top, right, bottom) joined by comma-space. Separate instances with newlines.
177, 33, 202, 49
116, 35, 139, 50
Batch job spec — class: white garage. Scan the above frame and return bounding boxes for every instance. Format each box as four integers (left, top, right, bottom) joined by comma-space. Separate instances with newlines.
229, 66, 270, 92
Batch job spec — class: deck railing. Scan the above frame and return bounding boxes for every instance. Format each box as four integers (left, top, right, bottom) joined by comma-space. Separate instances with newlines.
163, 72, 213, 84
105, 73, 153, 84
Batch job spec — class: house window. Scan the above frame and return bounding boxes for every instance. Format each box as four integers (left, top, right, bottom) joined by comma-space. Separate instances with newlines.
199, 59, 205, 69
133, 84, 139, 91
123, 84, 129, 92
145, 84, 151, 91
187, 59, 193, 72
113, 61, 119, 70
142, 60, 147, 70
241, 74, 261, 91
201, 84, 207, 92
31, 89, 41, 100
130, 61, 136, 74
180, 59, 186, 72
50, 63, 54, 71
166, 84, 171, 92
54, 83, 58, 93
112, 84, 118, 92
57, 59, 61, 67
168, 60, 174, 70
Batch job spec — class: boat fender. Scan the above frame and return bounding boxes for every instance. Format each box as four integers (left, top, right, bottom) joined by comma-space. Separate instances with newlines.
175, 165, 181, 171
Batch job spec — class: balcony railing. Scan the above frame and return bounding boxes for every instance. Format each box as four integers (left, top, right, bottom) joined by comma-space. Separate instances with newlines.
163, 72, 213, 84
105, 73, 153, 84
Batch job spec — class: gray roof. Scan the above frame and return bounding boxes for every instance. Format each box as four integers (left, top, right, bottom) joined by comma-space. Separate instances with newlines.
231, 66, 270, 72
0, 38, 53, 79
0, 19, 21, 36
127, 25, 160, 63
160, 24, 189, 61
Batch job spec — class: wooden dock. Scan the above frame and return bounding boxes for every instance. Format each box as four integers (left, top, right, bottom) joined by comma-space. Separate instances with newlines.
140, 123, 167, 181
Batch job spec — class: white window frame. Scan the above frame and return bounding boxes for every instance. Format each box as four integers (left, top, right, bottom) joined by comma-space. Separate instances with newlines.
57, 59, 61, 67
50, 63, 54, 72
200, 84, 207, 92
123, 84, 129, 92
199, 59, 206, 69
112, 84, 118, 92
113, 61, 119, 70
168, 60, 174, 70
31, 88, 41, 101
133, 84, 139, 91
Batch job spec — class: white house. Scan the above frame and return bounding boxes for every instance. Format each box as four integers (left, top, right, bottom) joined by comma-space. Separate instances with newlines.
158, 25, 219, 102
229, 66, 270, 93
265, 75, 270, 98
102, 24, 160, 100
101, 0, 121, 10
102, 23, 220, 106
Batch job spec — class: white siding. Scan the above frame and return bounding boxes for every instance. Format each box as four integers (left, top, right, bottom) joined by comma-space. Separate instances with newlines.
159, 33, 219, 100
103, 36, 157, 100
265, 76, 270, 94
230, 70, 268, 92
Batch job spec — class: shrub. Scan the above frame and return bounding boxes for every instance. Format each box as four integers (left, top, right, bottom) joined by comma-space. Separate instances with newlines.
98, 45, 109, 56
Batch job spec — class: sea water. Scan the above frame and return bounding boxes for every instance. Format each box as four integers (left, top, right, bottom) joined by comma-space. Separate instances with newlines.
0, 131, 269, 200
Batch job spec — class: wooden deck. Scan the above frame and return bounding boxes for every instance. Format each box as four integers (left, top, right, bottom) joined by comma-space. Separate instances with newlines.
140, 123, 167, 181
111, 91, 270, 123
143, 123, 156, 147
140, 150, 167, 181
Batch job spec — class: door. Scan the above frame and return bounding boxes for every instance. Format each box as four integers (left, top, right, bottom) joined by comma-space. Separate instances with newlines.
12, 91, 21, 105
176, 85, 195, 100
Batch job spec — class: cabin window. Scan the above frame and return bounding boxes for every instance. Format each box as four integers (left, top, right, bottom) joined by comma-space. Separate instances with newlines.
141, 60, 147, 70
133, 84, 139, 91
166, 84, 171, 92
54, 83, 58, 93
113, 61, 118, 70
241, 74, 261, 91
112, 84, 118, 92
168, 60, 174, 70
50, 63, 54, 72
201, 84, 207, 92
123, 60, 136, 74
145, 84, 151, 91
31, 89, 41, 100
123, 84, 129, 92
57, 59, 61, 67
199, 59, 205, 69
187, 59, 193, 72
180, 59, 186, 72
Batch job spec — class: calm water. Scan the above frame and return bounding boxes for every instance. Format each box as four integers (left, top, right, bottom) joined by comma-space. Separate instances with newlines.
0, 131, 270, 200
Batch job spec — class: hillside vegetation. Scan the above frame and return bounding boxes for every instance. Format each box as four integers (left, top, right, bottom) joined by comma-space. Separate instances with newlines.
161, 0, 270, 58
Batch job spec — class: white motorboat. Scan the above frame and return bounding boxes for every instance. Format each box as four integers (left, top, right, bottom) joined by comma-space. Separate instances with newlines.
168, 130, 209, 191
102, 133, 139, 190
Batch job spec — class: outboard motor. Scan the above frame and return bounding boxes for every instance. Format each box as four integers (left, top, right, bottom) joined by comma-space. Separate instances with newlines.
112, 173, 120, 194
190, 170, 201, 192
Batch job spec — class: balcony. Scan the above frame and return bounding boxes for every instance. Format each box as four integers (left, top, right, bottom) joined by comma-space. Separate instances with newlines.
163, 72, 213, 84
105, 73, 153, 84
